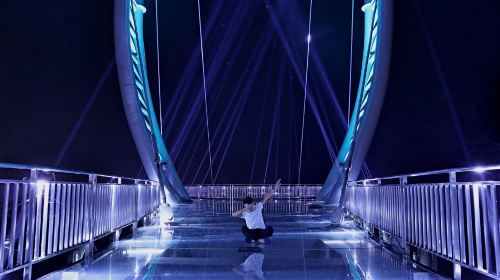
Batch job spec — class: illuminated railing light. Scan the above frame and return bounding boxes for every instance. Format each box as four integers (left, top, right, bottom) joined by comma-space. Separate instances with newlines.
36, 180, 49, 196
125, 248, 165, 256
473, 166, 486, 173
36, 179, 49, 189
322, 239, 364, 245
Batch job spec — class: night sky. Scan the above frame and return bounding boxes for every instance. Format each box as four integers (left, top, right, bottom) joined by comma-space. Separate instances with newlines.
1, 0, 499, 184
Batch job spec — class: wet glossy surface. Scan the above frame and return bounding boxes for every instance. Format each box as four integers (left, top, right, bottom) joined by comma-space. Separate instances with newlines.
42, 201, 444, 280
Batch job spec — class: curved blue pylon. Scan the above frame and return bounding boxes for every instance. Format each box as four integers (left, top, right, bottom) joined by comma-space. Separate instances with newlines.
317, 0, 393, 205
114, 0, 190, 203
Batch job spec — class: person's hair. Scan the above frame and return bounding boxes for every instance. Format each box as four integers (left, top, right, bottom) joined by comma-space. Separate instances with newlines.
243, 196, 253, 204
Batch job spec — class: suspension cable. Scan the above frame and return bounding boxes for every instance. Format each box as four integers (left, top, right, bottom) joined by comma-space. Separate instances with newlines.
298, 0, 313, 184
155, 0, 163, 135
347, 0, 354, 126
197, 0, 215, 186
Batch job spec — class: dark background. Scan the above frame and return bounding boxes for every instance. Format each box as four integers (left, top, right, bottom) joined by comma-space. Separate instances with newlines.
1, 0, 499, 184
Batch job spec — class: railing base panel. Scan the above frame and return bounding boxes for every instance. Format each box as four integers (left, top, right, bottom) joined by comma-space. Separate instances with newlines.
348, 213, 500, 280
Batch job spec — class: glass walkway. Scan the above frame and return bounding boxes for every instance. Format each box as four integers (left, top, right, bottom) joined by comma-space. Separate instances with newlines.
1, 164, 498, 279
42, 200, 443, 280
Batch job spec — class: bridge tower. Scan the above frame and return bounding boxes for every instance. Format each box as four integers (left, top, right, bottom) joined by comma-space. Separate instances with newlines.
114, 0, 191, 203
317, 0, 393, 206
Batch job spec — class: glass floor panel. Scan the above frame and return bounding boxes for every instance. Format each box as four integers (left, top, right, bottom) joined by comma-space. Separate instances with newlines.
42, 200, 444, 280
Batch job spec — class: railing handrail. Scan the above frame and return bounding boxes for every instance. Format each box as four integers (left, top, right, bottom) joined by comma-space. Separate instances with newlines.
350, 180, 500, 187
351, 164, 500, 183
185, 184, 322, 187
0, 161, 155, 183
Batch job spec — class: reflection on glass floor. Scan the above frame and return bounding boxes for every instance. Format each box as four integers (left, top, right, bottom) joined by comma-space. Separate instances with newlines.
42, 201, 444, 280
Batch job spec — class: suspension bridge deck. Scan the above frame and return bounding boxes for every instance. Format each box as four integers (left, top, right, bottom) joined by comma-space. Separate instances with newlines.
41, 200, 443, 280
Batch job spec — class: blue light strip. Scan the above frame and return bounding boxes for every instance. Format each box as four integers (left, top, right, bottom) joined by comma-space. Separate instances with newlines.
340, 0, 379, 164
129, 0, 150, 135
317, 0, 387, 205
125, 0, 189, 201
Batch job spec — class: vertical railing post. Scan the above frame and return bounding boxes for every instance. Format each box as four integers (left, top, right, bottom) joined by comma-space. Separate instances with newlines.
449, 171, 462, 280
490, 182, 500, 277
84, 174, 96, 265
400, 176, 408, 253
134, 180, 139, 221
449, 171, 456, 184
0, 179, 10, 272
377, 179, 382, 230
133, 179, 139, 236
230, 185, 233, 214
23, 169, 38, 280
449, 171, 459, 260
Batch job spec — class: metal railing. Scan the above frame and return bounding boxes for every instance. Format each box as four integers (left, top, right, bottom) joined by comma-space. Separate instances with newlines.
344, 165, 500, 278
190, 197, 319, 216
185, 184, 323, 216
0, 163, 160, 279
185, 184, 322, 200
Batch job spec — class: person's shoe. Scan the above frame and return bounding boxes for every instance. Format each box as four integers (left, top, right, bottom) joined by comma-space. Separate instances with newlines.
245, 238, 252, 244
258, 239, 265, 244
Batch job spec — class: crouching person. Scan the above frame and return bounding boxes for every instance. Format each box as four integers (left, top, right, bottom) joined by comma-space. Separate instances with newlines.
232, 179, 280, 243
